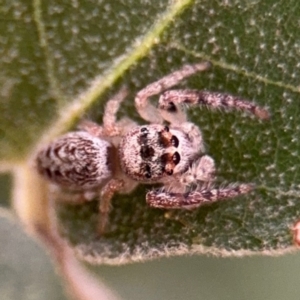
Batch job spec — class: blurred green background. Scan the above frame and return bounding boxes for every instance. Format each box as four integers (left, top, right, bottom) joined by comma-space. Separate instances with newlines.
1, 174, 300, 300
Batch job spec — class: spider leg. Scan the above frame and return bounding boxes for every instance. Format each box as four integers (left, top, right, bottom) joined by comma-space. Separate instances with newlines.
159, 89, 269, 120
78, 87, 136, 137
135, 62, 211, 123
98, 179, 124, 235
77, 119, 105, 137
103, 86, 128, 130
146, 183, 253, 209
180, 155, 216, 188
174, 122, 205, 153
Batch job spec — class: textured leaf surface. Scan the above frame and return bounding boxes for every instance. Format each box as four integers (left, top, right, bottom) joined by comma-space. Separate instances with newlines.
2, 0, 300, 264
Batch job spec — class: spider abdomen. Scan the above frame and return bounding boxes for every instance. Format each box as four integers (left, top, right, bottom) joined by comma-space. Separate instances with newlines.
36, 132, 112, 190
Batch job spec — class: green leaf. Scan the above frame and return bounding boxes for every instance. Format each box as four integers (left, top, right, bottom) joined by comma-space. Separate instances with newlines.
2, 0, 300, 264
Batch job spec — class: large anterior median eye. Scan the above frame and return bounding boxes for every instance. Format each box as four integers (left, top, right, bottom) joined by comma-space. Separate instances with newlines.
171, 136, 179, 147
172, 152, 180, 165
159, 151, 181, 176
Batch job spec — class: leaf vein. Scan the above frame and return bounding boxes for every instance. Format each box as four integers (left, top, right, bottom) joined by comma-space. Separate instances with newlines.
32, 0, 67, 105
171, 42, 300, 94
34, 0, 195, 145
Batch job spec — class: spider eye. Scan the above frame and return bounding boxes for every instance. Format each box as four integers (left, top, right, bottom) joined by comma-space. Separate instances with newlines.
172, 152, 180, 165
171, 136, 179, 147
166, 169, 173, 175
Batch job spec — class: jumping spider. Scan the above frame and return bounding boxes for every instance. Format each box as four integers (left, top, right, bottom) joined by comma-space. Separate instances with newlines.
35, 61, 269, 234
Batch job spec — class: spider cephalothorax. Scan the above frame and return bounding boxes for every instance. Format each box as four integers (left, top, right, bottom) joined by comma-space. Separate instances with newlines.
35, 61, 269, 234
119, 124, 200, 182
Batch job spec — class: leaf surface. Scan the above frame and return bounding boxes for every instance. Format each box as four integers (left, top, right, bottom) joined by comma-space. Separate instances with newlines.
1, 0, 300, 263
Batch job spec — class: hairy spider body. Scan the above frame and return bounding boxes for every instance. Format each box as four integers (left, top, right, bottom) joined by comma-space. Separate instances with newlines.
35, 62, 269, 234
36, 132, 112, 190
119, 124, 200, 182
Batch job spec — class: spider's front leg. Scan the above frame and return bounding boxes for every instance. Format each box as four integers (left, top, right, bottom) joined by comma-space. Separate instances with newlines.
135, 62, 211, 123
158, 89, 270, 120
147, 154, 251, 209
78, 87, 135, 138
146, 183, 253, 209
